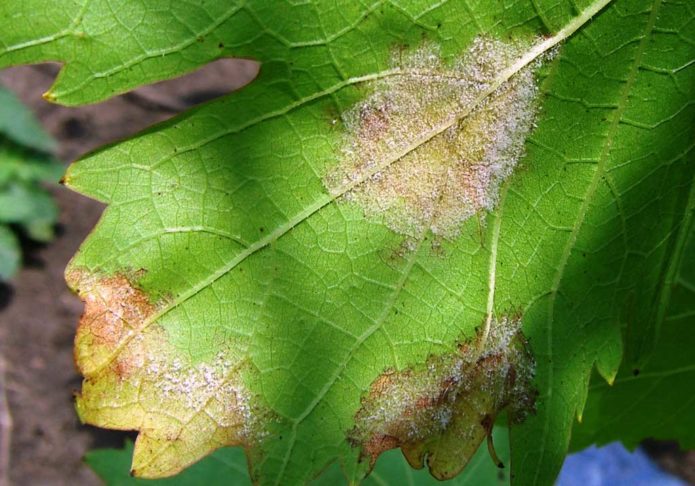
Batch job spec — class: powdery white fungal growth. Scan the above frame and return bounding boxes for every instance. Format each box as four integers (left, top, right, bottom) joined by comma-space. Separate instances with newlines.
70, 270, 269, 464
326, 37, 550, 238
145, 351, 257, 436
349, 316, 536, 480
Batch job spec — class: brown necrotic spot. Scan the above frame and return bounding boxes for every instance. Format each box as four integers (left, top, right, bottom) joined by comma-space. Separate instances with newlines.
349, 317, 536, 480
325, 37, 548, 239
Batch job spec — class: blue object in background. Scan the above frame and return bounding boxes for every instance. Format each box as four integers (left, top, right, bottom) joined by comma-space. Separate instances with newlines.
557, 442, 686, 486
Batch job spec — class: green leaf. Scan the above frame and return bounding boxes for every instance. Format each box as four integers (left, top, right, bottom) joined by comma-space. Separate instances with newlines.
0, 89, 60, 278
1, 0, 291, 106
0, 225, 20, 280
0, 141, 63, 184
3, 0, 693, 484
570, 189, 695, 451
0, 85, 56, 152
0, 182, 59, 241
0, 0, 608, 106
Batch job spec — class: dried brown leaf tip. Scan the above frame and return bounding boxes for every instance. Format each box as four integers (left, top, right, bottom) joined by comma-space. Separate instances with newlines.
349, 317, 536, 480
326, 37, 549, 239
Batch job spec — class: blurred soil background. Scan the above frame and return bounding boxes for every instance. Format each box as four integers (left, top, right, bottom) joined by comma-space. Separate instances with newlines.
0, 60, 257, 485
0, 59, 693, 486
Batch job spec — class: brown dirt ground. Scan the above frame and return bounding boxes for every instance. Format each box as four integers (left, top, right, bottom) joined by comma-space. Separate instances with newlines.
0, 60, 257, 485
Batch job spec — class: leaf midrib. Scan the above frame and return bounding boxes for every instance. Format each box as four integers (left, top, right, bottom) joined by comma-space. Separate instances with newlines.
82, 0, 615, 380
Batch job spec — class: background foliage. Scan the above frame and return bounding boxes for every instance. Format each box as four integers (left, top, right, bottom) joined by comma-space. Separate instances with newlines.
88, 428, 510, 486
0, 85, 61, 280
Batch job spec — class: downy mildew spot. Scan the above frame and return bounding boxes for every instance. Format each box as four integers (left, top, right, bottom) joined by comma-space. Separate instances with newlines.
325, 37, 550, 238
349, 317, 536, 480
67, 269, 269, 478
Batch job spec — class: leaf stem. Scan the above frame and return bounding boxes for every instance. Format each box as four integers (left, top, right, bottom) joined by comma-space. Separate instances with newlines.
478, 189, 503, 356
487, 432, 504, 469
477, 0, 614, 354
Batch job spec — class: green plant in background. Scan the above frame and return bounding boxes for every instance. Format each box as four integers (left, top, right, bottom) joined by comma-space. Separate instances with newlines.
0, 0, 693, 485
0, 85, 61, 280
88, 427, 510, 486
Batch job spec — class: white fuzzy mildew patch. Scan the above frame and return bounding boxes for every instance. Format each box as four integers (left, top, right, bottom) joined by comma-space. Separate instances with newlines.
141, 349, 262, 440
150, 354, 245, 418
326, 37, 550, 238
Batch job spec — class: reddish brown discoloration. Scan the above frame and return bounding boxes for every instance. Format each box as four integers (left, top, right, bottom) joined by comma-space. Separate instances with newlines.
67, 269, 155, 377
363, 434, 401, 461
358, 102, 392, 141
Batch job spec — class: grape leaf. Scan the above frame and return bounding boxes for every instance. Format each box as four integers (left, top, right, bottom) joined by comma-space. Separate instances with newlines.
1, 0, 693, 484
